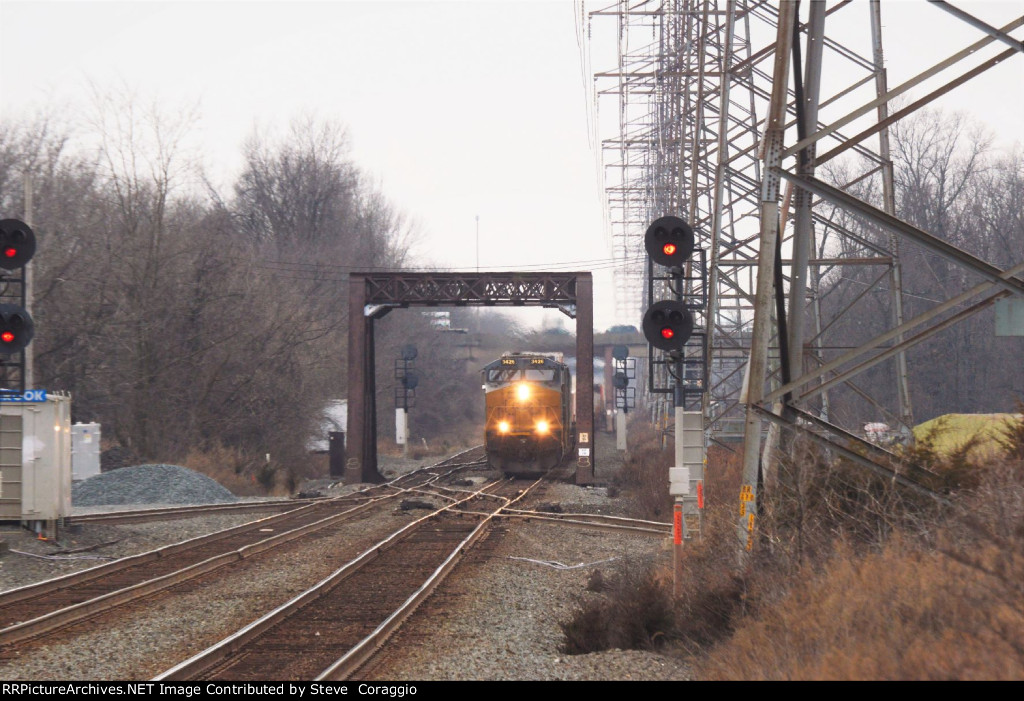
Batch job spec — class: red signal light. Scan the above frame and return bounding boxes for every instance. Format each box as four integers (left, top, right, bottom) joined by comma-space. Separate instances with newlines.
642, 300, 694, 351
0, 303, 34, 354
644, 216, 694, 266
0, 219, 36, 270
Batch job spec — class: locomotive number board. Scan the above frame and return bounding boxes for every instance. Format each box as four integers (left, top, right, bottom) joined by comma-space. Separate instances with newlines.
500, 356, 552, 367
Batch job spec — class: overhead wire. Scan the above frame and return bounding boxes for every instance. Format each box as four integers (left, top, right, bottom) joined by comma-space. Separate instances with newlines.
249, 261, 648, 284
249, 252, 649, 280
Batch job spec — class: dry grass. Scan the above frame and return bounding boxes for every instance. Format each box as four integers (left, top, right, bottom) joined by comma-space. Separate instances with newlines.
698, 528, 1024, 680
611, 419, 674, 520
561, 426, 755, 656
560, 557, 680, 654
996, 403, 1024, 461
378, 440, 457, 461
561, 414, 1024, 680
698, 417, 1024, 680
179, 428, 475, 499
378, 428, 476, 461
181, 442, 297, 497
705, 444, 743, 508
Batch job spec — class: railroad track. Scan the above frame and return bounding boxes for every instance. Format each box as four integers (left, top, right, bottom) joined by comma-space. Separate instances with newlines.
499, 507, 671, 535
68, 499, 307, 525
0, 448, 488, 649
155, 476, 543, 681
0, 444, 670, 680
68, 445, 489, 525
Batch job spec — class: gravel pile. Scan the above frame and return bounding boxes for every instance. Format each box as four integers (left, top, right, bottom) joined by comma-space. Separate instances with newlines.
72, 464, 238, 506
0, 433, 692, 681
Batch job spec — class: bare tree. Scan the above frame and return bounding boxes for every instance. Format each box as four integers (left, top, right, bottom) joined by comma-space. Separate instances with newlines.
817, 110, 1024, 424
233, 116, 413, 268
3, 104, 432, 486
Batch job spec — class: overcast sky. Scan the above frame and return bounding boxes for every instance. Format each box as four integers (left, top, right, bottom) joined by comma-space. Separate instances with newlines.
1, 0, 1022, 333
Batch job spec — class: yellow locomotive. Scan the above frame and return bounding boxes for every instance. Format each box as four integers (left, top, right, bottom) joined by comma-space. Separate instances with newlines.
481, 352, 574, 476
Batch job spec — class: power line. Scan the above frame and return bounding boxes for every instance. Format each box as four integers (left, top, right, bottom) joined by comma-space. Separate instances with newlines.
251, 253, 646, 277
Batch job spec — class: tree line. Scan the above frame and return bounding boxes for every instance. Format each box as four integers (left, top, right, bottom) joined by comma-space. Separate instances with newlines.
0, 98, 483, 485
815, 109, 1024, 429
4, 99, 1017, 486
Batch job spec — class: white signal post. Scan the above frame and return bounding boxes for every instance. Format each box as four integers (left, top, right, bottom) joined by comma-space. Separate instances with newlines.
395, 407, 408, 457
611, 347, 633, 453
395, 345, 417, 459
641, 216, 705, 595
670, 409, 705, 595
615, 411, 627, 451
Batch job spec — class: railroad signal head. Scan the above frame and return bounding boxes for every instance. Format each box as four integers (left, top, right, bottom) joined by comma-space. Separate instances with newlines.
613, 372, 629, 390
642, 300, 693, 352
0, 219, 36, 270
644, 216, 694, 267
0, 303, 34, 354
402, 371, 419, 390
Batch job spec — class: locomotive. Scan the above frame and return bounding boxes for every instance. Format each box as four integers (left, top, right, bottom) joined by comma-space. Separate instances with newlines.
481, 352, 574, 476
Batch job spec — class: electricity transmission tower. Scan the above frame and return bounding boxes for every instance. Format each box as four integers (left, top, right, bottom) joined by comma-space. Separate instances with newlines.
584, 0, 1024, 553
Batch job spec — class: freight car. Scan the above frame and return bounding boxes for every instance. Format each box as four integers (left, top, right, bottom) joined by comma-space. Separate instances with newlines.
481, 352, 574, 476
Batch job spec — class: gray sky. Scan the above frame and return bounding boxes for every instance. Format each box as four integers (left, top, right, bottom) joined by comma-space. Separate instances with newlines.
1, 0, 1022, 332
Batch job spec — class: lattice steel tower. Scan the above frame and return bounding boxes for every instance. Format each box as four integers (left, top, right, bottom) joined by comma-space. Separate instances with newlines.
585, 0, 1024, 552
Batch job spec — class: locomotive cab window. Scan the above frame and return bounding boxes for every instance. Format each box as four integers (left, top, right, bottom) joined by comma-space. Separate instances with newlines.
486, 368, 520, 385
524, 368, 556, 383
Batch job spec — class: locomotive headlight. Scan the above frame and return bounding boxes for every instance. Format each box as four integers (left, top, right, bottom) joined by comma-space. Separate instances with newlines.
516, 383, 530, 401
498, 420, 510, 434
536, 420, 549, 434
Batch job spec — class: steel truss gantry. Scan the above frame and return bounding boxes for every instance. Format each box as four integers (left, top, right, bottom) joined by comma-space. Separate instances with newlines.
345, 272, 596, 485
586, 0, 1024, 553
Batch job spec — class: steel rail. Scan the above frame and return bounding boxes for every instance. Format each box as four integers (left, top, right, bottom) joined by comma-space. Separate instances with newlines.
0, 504, 318, 607
501, 507, 669, 528
0, 493, 395, 647
0, 451, 486, 646
472, 509, 671, 536
316, 481, 542, 681
1, 478, 418, 608
153, 477, 519, 681
69, 499, 312, 525
68, 446, 484, 526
